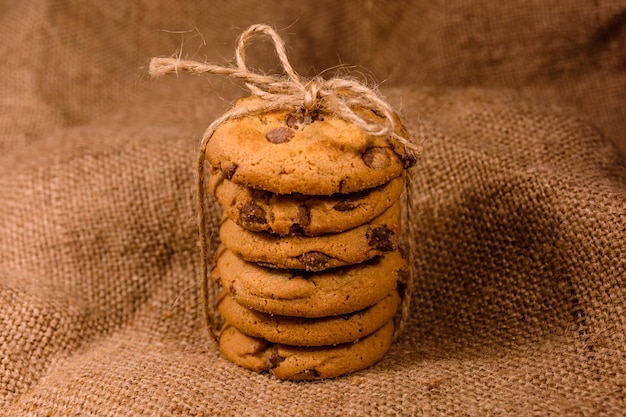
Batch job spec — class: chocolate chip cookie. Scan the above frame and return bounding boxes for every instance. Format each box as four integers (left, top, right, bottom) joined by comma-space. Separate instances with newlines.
218, 320, 395, 380
209, 170, 405, 236
217, 290, 400, 346
206, 96, 415, 195
212, 246, 407, 318
219, 200, 401, 271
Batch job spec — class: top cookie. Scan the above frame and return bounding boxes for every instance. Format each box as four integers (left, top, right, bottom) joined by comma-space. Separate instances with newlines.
206, 96, 415, 195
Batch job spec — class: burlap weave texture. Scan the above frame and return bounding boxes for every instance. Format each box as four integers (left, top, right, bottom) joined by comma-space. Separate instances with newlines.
1, 1, 625, 416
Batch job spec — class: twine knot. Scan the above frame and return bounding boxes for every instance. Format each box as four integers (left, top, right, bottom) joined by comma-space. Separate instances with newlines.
302, 78, 323, 111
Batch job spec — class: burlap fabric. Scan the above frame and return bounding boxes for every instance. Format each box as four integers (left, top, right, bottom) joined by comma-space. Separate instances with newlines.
1, 1, 624, 416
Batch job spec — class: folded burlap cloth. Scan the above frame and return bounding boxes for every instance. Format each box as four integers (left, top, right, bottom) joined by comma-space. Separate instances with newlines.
1, 6, 625, 417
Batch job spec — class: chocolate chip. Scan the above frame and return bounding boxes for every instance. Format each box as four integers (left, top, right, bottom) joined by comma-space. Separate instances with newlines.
223, 163, 238, 180
286, 110, 323, 129
265, 127, 294, 144
288, 224, 304, 235
298, 251, 330, 270
267, 353, 285, 369
368, 226, 395, 252
286, 114, 305, 129
240, 202, 267, 226
333, 200, 358, 212
362, 147, 391, 170
295, 205, 310, 227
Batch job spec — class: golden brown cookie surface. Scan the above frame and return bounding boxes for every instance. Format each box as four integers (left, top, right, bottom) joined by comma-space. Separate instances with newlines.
206, 97, 414, 195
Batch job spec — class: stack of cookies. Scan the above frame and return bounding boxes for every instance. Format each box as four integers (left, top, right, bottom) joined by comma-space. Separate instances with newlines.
207, 96, 415, 380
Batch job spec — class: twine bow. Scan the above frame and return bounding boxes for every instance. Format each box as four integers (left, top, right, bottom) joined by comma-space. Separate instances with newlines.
149, 23, 418, 153
148, 24, 416, 342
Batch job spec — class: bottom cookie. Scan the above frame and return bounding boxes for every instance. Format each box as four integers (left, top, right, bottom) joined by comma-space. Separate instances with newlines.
219, 320, 395, 381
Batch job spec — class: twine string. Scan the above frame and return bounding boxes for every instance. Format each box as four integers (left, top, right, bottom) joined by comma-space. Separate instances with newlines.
149, 24, 417, 342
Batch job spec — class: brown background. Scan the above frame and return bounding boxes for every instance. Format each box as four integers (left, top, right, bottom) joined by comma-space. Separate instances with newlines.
1, 1, 625, 416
